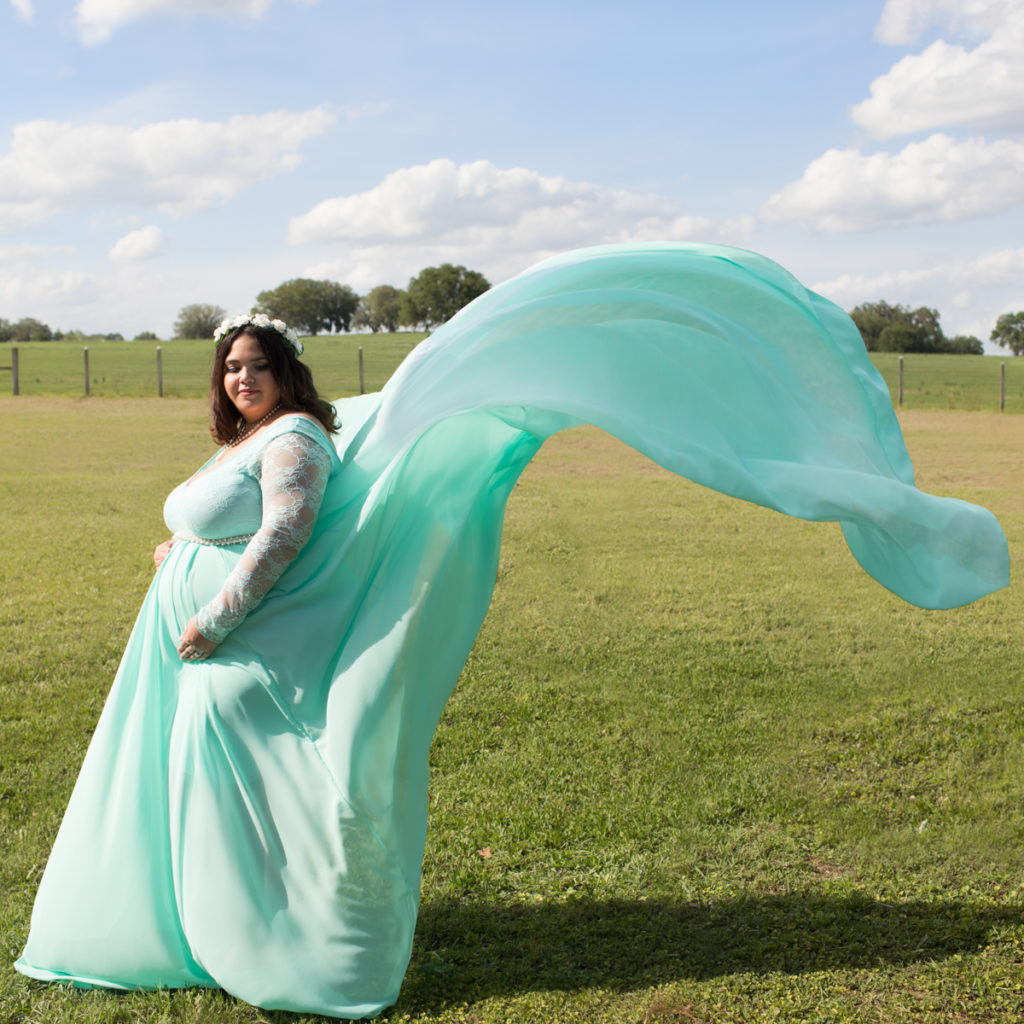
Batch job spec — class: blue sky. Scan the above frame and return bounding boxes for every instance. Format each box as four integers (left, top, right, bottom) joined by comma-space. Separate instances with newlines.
1, 0, 1022, 348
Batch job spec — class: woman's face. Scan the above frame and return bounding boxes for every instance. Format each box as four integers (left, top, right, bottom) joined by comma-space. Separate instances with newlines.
224, 332, 282, 423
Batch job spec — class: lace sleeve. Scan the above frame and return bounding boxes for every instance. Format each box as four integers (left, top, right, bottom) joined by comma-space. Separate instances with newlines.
195, 430, 333, 644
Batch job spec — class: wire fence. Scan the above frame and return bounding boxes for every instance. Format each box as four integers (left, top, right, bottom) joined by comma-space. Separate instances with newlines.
0, 336, 426, 400
1, 341, 1023, 413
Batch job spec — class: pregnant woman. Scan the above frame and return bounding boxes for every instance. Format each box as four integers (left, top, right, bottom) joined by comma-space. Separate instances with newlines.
16, 244, 1008, 1018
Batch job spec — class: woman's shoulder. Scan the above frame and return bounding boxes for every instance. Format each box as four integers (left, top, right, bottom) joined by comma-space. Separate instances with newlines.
261, 412, 341, 468
280, 411, 323, 426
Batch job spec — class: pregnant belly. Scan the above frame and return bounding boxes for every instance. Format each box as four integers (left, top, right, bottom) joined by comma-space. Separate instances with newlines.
157, 540, 243, 625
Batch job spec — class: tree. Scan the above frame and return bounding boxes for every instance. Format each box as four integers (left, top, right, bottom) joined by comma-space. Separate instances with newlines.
0, 318, 12, 342
849, 300, 903, 351
11, 317, 52, 341
876, 322, 922, 353
990, 312, 1024, 356
253, 279, 359, 335
905, 306, 945, 352
322, 281, 360, 332
849, 301, 949, 353
948, 334, 984, 355
401, 264, 490, 330
175, 303, 226, 340
134, 330, 159, 341
354, 285, 405, 333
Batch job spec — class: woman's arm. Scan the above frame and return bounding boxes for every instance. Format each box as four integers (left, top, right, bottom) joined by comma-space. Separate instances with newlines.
176, 431, 332, 658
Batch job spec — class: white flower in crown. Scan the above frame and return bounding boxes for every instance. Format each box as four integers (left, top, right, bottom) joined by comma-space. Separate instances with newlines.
213, 313, 304, 356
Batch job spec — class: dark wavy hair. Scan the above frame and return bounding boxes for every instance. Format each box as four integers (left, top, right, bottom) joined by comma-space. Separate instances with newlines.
209, 325, 339, 444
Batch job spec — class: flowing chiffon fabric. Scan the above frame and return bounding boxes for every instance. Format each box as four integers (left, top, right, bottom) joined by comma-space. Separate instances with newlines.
16, 243, 1008, 1017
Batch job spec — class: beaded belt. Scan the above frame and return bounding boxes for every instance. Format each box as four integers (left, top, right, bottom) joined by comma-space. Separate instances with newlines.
173, 531, 255, 547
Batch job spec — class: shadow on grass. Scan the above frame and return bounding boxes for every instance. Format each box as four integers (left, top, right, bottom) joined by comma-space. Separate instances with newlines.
397, 892, 1021, 1010
9, 894, 1018, 1023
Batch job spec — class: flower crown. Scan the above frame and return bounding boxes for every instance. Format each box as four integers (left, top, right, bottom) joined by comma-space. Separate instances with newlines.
214, 313, 303, 356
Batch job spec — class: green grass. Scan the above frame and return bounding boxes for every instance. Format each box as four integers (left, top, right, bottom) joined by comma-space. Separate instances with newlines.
1, 401, 1023, 1023
2, 341, 1024, 415
870, 352, 1024, 413
0, 334, 426, 399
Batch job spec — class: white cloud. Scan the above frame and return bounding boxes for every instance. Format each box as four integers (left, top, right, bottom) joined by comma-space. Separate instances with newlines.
289, 158, 719, 291
856, 1, 1024, 138
0, 199, 54, 233
76, 0, 266, 44
9, 0, 33, 21
288, 159, 714, 288
875, 0, 1014, 45
816, 247, 1024, 301
761, 133, 1024, 231
0, 107, 333, 232
75, 0, 319, 43
0, 242, 74, 260
0, 269, 101, 312
0, 241, 286, 336
109, 224, 164, 262
812, 245, 1024, 343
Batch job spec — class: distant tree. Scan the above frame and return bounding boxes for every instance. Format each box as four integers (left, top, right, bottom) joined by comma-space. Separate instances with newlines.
401, 264, 490, 330
12, 317, 53, 341
990, 312, 1024, 356
849, 300, 904, 352
0, 318, 12, 342
134, 330, 159, 341
174, 303, 226, 340
948, 334, 984, 355
253, 279, 359, 335
354, 285, 405, 333
905, 306, 945, 352
104, 332, 124, 341
876, 322, 922, 353
849, 301, 949, 353
320, 281, 360, 333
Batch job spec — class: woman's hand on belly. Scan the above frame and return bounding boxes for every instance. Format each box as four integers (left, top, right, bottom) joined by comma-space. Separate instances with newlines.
153, 538, 174, 568
177, 617, 221, 662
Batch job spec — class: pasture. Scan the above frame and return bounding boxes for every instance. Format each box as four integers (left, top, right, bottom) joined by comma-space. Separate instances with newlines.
1, 394, 1023, 1023
2, 338, 1024, 412
0, 334, 427, 399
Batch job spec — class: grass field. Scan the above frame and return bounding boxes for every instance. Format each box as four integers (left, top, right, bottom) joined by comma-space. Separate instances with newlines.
1, 399, 1023, 1023
870, 352, 1024, 414
0, 334, 426, 399
2, 339, 1024, 413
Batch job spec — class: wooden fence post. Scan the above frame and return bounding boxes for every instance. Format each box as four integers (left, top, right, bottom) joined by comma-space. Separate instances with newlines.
157, 346, 164, 398
358, 346, 365, 395
11, 346, 18, 396
84, 346, 90, 397
1001, 361, 1006, 413
898, 356, 903, 408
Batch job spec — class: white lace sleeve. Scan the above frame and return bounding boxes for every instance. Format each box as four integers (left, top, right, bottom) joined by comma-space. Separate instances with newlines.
195, 431, 332, 644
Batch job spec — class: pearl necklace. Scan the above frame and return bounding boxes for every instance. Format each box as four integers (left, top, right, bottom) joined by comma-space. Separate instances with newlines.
227, 402, 281, 448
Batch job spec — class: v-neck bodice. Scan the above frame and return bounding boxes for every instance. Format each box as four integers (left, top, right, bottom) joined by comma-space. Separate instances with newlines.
163, 417, 333, 543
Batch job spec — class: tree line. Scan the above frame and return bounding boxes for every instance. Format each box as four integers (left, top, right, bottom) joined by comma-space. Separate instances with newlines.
847, 302, 1024, 356
850, 301, 983, 354
5, 273, 1024, 356
0, 318, 154, 342
173, 264, 492, 340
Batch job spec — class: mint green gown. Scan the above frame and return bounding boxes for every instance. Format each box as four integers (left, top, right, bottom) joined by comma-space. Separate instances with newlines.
15, 243, 1009, 1017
